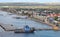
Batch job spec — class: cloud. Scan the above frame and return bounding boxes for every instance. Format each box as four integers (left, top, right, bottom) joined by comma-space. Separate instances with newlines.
0, 0, 60, 3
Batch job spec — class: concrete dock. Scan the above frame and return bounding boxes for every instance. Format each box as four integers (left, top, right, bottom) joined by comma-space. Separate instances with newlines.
0, 22, 60, 31
0, 23, 16, 31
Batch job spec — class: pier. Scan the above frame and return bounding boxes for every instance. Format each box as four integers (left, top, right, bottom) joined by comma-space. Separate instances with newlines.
0, 23, 16, 31
0, 23, 59, 31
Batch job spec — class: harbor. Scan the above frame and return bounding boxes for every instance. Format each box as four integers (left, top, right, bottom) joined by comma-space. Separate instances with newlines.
0, 0, 60, 36
0, 10, 60, 37
0, 11, 52, 31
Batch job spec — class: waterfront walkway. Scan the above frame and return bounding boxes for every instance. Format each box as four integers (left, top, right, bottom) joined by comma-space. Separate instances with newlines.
30, 17, 60, 31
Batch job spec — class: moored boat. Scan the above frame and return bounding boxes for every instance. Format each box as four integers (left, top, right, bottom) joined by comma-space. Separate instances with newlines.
14, 25, 35, 33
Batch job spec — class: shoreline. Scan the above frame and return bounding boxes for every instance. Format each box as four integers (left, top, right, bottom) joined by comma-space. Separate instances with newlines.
30, 17, 60, 31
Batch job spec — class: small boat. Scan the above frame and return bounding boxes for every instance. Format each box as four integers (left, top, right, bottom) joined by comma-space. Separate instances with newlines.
19, 16, 28, 19
14, 25, 35, 33
13, 16, 20, 19
13, 16, 28, 19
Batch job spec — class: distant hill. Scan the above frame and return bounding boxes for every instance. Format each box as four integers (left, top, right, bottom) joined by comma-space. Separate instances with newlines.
0, 3, 60, 6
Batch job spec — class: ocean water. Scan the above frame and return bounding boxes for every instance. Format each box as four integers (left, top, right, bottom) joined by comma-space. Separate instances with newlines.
0, 11, 60, 37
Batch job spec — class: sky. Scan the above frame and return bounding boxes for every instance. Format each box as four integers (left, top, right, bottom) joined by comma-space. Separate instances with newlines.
0, 0, 60, 3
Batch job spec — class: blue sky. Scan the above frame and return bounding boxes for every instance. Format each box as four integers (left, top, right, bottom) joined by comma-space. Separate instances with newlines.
0, 0, 60, 3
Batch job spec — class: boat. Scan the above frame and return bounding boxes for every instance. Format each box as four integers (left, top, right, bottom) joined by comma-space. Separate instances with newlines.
14, 25, 35, 33
13, 16, 28, 19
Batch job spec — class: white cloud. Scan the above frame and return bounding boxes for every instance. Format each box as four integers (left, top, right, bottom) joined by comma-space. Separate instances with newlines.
0, 0, 60, 3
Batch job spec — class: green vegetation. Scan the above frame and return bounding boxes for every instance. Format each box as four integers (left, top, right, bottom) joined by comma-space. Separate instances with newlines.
54, 16, 58, 21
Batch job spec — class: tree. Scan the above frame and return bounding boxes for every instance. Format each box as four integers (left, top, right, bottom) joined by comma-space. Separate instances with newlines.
54, 16, 58, 21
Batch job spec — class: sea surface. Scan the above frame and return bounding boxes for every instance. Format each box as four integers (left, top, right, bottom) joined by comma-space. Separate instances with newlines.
0, 11, 60, 37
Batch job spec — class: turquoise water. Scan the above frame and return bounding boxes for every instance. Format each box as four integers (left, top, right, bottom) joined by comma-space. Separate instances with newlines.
0, 11, 60, 37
